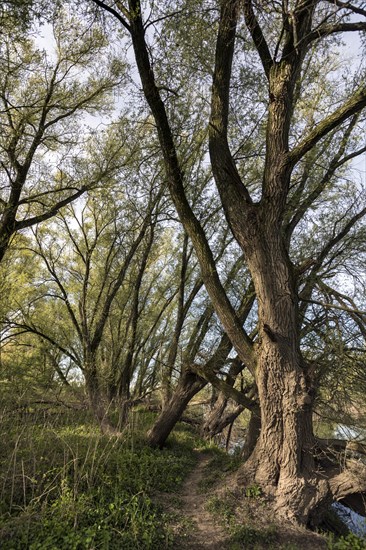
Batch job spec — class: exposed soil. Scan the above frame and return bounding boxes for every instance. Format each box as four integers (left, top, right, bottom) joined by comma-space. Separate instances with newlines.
161, 451, 230, 549
159, 450, 330, 549
181, 453, 230, 548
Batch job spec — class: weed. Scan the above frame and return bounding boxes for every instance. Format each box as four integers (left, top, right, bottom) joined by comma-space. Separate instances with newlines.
0, 409, 197, 549
327, 532, 366, 549
207, 486, 278, 549
207, 494, 236, 526
245, 484, 262, 498
228, 524, 277, 549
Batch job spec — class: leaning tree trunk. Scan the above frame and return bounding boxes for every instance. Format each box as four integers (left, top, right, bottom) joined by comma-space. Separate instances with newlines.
202, 359, 246, 439
204, 401, 245, 440
202, 392, 231, 438
147, 368, 206, 448
241, 408, 261, 462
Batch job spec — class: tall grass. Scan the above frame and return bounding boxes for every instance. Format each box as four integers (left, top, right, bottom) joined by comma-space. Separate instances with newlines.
0, 404, 197, 549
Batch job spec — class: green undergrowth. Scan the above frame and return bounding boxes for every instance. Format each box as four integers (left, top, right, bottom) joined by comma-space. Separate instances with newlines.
207, 492, 278, 549
197, 448, 242, 493
327, 533, 366, 549
0, 406, 201, 549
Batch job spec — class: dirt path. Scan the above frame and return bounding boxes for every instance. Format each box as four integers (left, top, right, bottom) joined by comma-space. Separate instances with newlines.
159, 451, 329, 549
165, 452, 230, 549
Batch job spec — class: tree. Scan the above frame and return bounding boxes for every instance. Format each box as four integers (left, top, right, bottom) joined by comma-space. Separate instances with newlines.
0, 0, 56, 29
7, 164, 162, 427
0, 7, 125, 263
89, 0, 366, 524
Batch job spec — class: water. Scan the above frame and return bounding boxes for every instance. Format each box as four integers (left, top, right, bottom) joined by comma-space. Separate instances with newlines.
334, 424, 366, 440
333, 502, 366, 538
332, 424, 366, 538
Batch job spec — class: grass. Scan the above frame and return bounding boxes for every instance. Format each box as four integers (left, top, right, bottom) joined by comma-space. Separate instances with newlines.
1, 400, 365, 550
207, 492, 279, 549
0, 404, 199, 549
327, 533, 366, 549
197, 447, 242, 493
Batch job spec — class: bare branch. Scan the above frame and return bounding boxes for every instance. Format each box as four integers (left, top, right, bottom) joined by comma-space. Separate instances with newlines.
308, 21, 366, 42
323, 0, 366, 17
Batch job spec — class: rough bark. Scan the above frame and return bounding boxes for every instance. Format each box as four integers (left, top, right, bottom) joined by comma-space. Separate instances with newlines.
241, 409, 261, 462
147, 368, 206, 448
93, 0, 366, 524
208, 0, 366, 523
201, 359, 247, 438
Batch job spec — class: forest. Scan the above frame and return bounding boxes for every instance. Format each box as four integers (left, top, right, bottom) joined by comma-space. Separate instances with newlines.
1, 0, 366, 548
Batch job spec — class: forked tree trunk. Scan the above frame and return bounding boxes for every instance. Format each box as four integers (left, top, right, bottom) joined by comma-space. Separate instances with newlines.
202, 393, 231, 438
203, 398, 245, 440
97, 0, 366, 525
201, 359, 247, 439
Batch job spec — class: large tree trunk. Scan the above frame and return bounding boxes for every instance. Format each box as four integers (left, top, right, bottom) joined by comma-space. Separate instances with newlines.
94, 0, 366, 526
85, 363, 106, 425
235, 226, 320, 522
147, 369, 206, 448
208, 1, 324, 522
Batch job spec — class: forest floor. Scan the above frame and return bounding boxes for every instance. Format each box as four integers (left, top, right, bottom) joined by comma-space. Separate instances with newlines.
1, 405, 361, 549
160, 450, 329, 550
162, 452, 230, 549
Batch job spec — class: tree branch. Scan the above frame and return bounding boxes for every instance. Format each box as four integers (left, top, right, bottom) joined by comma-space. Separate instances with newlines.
323, 0, 366, 17
123, 0, 255, 371
193, 362, 257, 410
242, 0, 273, 78
308, 22, 366, 43
209, 0, 254, 252
9, 321, 81, 368
14, 187, 87, 231
90, 0, 131, 31
289, 84, 366, 165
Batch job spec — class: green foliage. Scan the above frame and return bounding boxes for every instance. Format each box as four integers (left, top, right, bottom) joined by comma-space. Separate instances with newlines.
328, 533, 366, 550
207, 487, 279, 549
245, 484, 262, 498
0, 409, 197, 549
207, 494, 278, 548
197, 449, 242, 492
228, 524, 277, 549
207, 494, 236, 525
